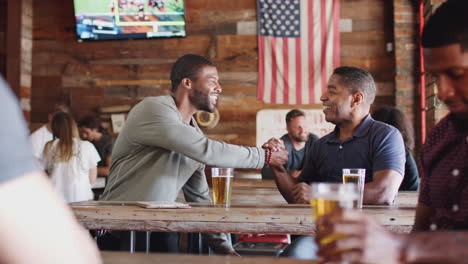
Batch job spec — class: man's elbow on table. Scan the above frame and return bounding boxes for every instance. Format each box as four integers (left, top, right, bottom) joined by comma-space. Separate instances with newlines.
363, 170, 403, 205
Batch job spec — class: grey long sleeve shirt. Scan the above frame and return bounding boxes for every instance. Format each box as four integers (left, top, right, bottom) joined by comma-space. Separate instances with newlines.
101, 95, 265, 253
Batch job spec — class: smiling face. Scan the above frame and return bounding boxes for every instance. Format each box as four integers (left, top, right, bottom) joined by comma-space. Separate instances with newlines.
188, 65, 221, 113
424, 43, 468, 119
286, 115, 309, 143
320, 74, 355, 125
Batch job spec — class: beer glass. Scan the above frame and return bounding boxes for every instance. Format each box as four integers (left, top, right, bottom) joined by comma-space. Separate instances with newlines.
310, 183, 359, 221
342, 168, 365, 209
211, 167, 234, 208
310, 183, 359, 255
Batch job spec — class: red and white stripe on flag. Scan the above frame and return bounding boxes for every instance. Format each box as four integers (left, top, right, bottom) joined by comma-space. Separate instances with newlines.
257, 0, 340, 104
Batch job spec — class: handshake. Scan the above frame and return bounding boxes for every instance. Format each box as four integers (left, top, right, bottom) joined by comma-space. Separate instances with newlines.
262, 138, 289, 169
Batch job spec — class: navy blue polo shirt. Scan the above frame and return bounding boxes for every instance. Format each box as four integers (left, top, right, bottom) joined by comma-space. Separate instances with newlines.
297, 114, 405, 184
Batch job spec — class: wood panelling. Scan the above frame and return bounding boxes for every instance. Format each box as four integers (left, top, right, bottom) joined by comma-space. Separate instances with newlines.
32, 0, 396, 147
0, 0, 6, 78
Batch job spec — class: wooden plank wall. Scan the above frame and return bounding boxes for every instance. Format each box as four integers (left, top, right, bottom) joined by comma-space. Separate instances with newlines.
32, 0, 395, 147
0, 0, 7, 78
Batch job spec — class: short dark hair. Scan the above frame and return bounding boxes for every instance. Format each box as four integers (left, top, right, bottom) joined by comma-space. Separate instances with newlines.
422, 0, 468, 50
333, 66, 376, 105
372, 106, 415, 149
285, 109, 305, 124
78, 115, 103, 132
170, 54, 216, 93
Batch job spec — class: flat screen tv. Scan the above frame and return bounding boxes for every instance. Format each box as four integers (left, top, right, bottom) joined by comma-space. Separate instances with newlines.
73, 0, 186, 41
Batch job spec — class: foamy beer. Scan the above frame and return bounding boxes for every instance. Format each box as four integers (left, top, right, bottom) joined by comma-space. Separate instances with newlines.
211, 167, 233, 207
310, 183, 359, 221
310, 183, 359, 246
342, 168, 366, 208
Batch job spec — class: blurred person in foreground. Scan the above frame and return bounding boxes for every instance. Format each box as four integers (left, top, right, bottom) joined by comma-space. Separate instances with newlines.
261, 109, 319, 179
372, 106, 419, 191
316, 1, 468, 263
0, 77, 101, 264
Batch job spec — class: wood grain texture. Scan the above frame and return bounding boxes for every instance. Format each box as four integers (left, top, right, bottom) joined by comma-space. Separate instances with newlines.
31, 0, 397, 145
101, 251, 316, 264
71, 201, 415, 234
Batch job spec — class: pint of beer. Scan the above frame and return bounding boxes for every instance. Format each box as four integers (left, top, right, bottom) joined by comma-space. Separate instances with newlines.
310, 183, 359, 246
310, 183, 359, 221
211, 167, 233, 207
342, 168, 365, 208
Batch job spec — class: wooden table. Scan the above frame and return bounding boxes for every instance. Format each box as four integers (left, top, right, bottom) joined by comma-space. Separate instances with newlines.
102, 251, 316, 264
71, 201, 415, 234
176, 188, 418, 206
176, 187, 287, 204
232, 179, 276, 188
394, 191, 418, 207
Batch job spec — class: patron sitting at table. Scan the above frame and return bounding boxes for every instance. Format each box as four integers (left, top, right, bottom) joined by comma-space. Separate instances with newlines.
269, 66, 405, 206
78, 115, 114, 178
315, 1, 468, 262
261, 109, 319, 180
99, 54, 288, 254
266, 66, 406, 259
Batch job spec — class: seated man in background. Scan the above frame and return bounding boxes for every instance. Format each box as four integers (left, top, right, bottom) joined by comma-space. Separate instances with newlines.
271, 66, 405, 206
316, 1, 468, 263
261, 109, 319, 179
78, 115, 114, 177
267, 66, 405, 259
0, 77, 101, 264
99, 54, 288, 254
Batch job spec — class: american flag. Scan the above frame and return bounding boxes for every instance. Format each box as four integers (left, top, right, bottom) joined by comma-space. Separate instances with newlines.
257, 0, 340, 104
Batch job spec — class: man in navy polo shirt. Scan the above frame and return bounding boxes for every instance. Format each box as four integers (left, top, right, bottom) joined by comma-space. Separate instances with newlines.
268, 66, 405, 260
271, 66, 405, 206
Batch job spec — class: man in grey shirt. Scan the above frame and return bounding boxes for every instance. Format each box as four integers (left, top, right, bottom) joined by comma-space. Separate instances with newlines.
100, 54, 288, 254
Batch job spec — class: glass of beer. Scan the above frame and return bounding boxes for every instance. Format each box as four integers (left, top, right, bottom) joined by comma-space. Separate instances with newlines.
211, 167, 234, 208
310, 183, 359, 248
342, 168, 365, 209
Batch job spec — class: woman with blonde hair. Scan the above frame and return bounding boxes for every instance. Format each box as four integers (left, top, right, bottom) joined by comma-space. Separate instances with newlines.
42, 112, 101, 202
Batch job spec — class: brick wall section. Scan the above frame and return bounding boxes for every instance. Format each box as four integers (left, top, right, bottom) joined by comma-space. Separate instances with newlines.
393, 0, 419, 145
20, 0, 33, 121
3, 0, 33, 121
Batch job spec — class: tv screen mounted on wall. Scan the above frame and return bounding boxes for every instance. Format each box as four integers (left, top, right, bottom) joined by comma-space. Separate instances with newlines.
73, 0, 186, 41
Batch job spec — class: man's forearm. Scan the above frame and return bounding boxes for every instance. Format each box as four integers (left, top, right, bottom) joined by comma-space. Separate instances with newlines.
271, 166, 297, 203
363, 170, 401, 205
404, 232, 468, 263
363, 182, 395, 205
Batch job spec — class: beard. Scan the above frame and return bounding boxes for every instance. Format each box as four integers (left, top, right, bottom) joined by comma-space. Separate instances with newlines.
291, 133, 308, 143
190, 89, 215, 113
